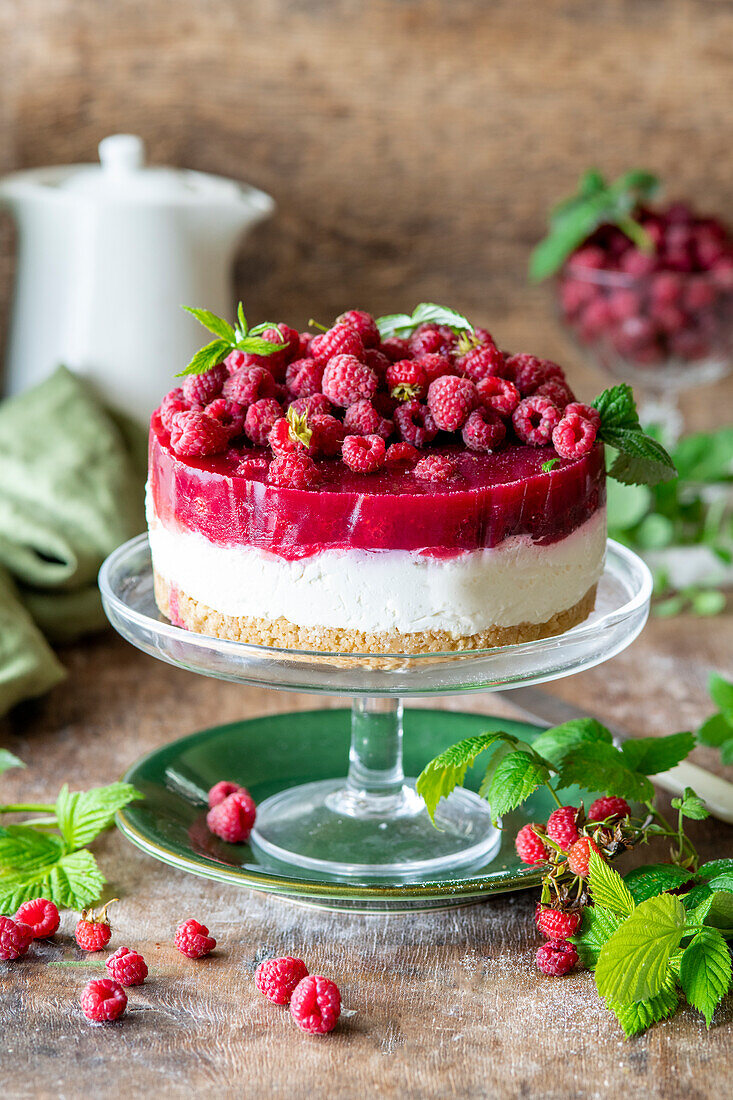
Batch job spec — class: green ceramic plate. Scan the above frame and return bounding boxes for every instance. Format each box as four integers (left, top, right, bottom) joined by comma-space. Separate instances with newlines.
117, 708, 594, 912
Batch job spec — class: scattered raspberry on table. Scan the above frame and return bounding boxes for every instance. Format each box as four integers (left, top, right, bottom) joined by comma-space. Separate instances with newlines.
0, 916, 33, 960
255, 956, 310, 1004
14, 898, 60, 939
75, 903, 115, 952
106, 946, 148, 986
80, 978, 128, 1022
535, 939, 578, 977
174, 918, 216, 959
290, 975, 342, 1034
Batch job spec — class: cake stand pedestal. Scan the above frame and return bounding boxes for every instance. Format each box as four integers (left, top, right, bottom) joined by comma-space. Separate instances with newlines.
100, 535, 651, 907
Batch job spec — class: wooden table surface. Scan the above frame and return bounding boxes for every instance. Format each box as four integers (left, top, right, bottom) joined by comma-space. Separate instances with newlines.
1, 608, 732, 1099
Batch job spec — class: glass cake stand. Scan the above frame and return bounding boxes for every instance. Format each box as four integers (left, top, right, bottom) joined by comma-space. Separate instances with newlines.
99, 534, 651, 904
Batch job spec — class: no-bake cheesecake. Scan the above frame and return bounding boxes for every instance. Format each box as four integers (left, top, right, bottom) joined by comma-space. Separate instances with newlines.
147, 306, 607, 653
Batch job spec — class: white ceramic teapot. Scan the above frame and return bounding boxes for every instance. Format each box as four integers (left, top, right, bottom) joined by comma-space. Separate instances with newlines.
0, 134, 275, 420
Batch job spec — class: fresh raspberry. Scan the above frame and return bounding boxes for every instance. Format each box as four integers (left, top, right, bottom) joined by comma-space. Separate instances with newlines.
344, 400, 393, 439
170, 410, 229, 457
552, 413, 597, 459
535, 905, 582, 940
75, 903, 115, 952
567, 836, 602, 878
14, 898, 60, 939
545, 806, 580, 851
535, 379, 574, 409
427, 376, 477, 432
288, 393, 332, 418
160, 388, 189, 432
261, 322, 300, 361
462, 407, 506, 452
458, 342, 505, 383
415, 353, 454, 384
223, 366, 277, 407
268, 417, 307, 456
336, 309, 380, 348
515, 823, 549, 865
386, 360, 427, 401
410, 324, 452, 356
512, 396, 562, 446
285, 358, 324, 398
311, 414, 347, 456
363, 348, 391, 379
224, 349, 250, 373
342, 434, 386, 473
476, 376, 520, 417
255, 956, 309, 1004
564, 402, 600, 429
290, 975, 341, 1034
381, 336, 412, 362
535, 939, 578, 977
321, 355, 377, 407
206, 789, 257, 843
236, 456, 269, 478
245, 398, 283, 447
394, 399, 437, 447
310, 323, 364, 364
208, 780, 243, 808
0, 917, 33, 960
80, 978, 127, 1022
182, 363, 227, 406
205, 397, 245, 437
587, 796, 631, 823
106, 946, 148, 986
413, 454, 458, 482
507, 354, 564, 396
269, 453, 320, 489
385, 441, 420, 468
174, 918, 216, 959
297, 332, 313, 357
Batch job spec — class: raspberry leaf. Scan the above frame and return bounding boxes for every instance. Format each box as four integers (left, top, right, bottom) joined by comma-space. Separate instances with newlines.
606, 969, 679, 1038
697, 713, 733, 748
571, 904, 623, 968
588, 850, 636, 917
55, 782, 143, 851
416, 732, 520, 822
670, 786, 709, 821
697, 859, 733, 881
623, 863, 695, 904
554, 741, 655, 802
177, 338, 232, 377
679, 928, 732, 1026
0, 749, 24, 777
183, 306, 236, 343
480, 751, 551, 819
376, 303, 474, 341
595, 893, 687, 1004
0, 849, 105, 915
0, 825, 64, 876
619, 732, 696, 775
709, 672, 733, 717
530, 718, 613, 770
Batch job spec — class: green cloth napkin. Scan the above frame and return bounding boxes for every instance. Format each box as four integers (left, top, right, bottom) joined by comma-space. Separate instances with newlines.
0, 366, 146, 715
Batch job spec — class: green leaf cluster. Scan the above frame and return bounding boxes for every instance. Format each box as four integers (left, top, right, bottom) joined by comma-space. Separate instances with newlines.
375, 303, 474, 341
529, 168, 660, 281
0, 771, 142, 914
592, 384, 676, 488
177, 303, 286, 376
697, 672, 733, 765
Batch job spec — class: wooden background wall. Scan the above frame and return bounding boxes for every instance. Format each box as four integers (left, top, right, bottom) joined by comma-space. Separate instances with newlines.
0, 0, 732, 393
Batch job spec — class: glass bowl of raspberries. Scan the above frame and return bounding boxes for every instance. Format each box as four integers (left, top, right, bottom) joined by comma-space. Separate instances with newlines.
534, 171, 733, 439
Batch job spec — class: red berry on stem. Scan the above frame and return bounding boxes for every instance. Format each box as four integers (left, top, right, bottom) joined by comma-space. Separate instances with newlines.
535, 905, 581, 940
255, 956, 310, 1004
567, 836, 602, 878
515, 823, 549, 865
545, 806, 581, 851
587, 796, 631, 823
290, 975, 342, 1034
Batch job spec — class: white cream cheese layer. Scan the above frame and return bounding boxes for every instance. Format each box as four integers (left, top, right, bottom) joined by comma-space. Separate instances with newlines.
147, 490, 606, 635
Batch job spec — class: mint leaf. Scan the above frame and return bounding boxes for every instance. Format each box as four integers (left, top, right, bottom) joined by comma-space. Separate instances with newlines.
0, 825, 63, 875
623, 864, 695, 904
572, 904, 623, 968
698, 713, 733, 748
0, 749, 24, 776
607, 970, 679, 1038
177, 338, 231, 377
709, 672, 733, 716
0, 848, 105, 915
605, 430, 677, 487
679, 928, 732, 1026
417, 732, 517, 822
376, 303, 474, 341
55, 782, 142, 851
480, 751, 550, 818
530, 718, 613, 769
588, 850, 635, 917
671, 786, 709, 821
541, 458, 559, 473
595, 893, 687, 1004
592, 384, 640, 432
183, 306, 236, 343
555, 742, 655, 802
620, 732, 695, 775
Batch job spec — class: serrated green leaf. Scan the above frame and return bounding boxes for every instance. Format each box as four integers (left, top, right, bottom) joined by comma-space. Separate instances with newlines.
624, 864, 695, 904
183, 306, 236, 343
0, 826, 64, 876
670, 786, 709, 821
595, 893, 687, 1004
709, 673, 733, 716
530, 719, 613, 770
592, 384, 640, 432
0, 749, 25, 776
698, 859, 733, 881
176, 338, 231, 377
416, 732, 517, 822
571, 904, 623, 968
706, 873, 733, 893
0, 848, 105, 915
679, 928, 732, 1026
705, 892, 733, 933
605, 429, 677, 487
697, 713, 733, 748
555, 742, 654, 802
588, 850, 635, 917
620, 732, 695, 775
683, 884, 714, 911
55, 782, 142, 851
376, 303, 474, 340
607, 969, 679, 1038
541, 458, 559, 473
482, 751, 550, 818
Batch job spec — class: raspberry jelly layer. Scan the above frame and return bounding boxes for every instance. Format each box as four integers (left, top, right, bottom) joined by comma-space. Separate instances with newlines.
148, 493, 607, 636
149, 416, 606, 558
